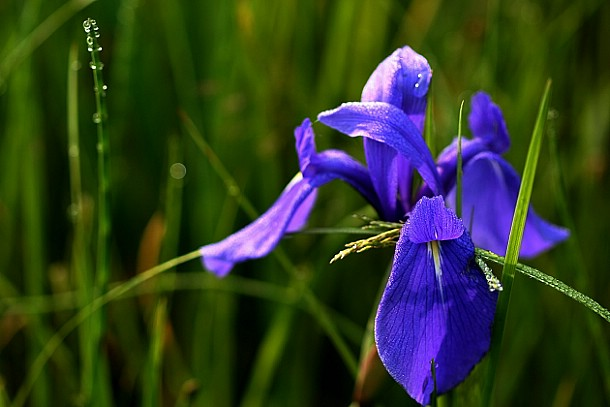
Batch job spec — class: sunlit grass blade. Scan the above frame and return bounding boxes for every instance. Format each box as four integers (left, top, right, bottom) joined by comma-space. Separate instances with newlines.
67, 40, 97, 407
81, 18, 113, 406
456, 99, 465, 218
240, 306, 295, 407
10, 249, 203, 407
141, 136, 184, 407
0, 0, 96, 88
482, 79, 553, 405
5, 2, 52, 404
142, 298, 167, 407
476, 249, 610, 323
182, 111, 359, 402
424, 85, 435, 156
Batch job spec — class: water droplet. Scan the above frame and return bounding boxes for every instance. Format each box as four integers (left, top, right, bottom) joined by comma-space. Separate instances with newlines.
417, 73, 422, 79
67, 203, 80, 222
83, 19, 91, 32
414, 83, 419, 88
227, 183, 240, 197
169, 163, 187, 180
89, 61, 104, 70
92, 113, 102, 123
68, 145, 79, 157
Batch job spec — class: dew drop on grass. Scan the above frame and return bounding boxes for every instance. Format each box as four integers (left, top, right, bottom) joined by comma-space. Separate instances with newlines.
92, 113, 102, 123
169, 163, 187, 179
89, 61, 104, 70
67, 203, 80, 222
68, 145, 79, 157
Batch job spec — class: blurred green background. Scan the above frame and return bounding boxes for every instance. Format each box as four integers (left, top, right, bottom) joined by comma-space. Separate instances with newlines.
1, 0, 609, 405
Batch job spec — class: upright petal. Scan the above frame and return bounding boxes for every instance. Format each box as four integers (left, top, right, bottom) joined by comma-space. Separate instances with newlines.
375, 197, 497, 405
468, 92, 510, 154
295, 118, 316, 176
361, 46, 431, 132
446, 152, 570, 258
318, 102, 441, 202
358, 46, 432, 219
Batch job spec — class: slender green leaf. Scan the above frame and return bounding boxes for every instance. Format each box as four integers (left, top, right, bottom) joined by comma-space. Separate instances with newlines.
483, 79, 553, 406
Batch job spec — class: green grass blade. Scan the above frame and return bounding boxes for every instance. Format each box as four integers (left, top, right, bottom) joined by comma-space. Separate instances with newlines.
183, 113, 358, 379
482, 79, 553, 405
142, 298, 167, 407
0, 0, 96, 88
477, 249, 610, 323
8, 2, 51, 405
10, 249, 202, 407
240, 306, 295, 407
456, 99, 465, 218
81, 19, 112, 406
424, 89, 435, 156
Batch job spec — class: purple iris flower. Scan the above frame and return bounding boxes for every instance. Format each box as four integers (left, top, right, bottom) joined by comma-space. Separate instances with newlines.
199, 46, 568, 404
435, 91, 570, 258
375, 196, 496, 405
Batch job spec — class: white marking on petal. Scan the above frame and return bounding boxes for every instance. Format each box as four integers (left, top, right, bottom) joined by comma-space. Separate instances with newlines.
429, 241, 446, 310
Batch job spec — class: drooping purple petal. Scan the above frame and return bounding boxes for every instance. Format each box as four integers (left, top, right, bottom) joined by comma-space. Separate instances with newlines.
295, 118, 316, 176
318, 102, 441, 200
446, 152, 570, 258
361, 46, 431, 132
375, 196, 497, 405
200, 175, 317, 277
201, 120, 380, 277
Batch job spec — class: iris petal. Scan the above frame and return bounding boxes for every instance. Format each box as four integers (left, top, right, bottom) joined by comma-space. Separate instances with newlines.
375, 197, 497, 405
446, 152, 570, 258
357, 46, 432, 219
468, 92, 510, 154
200, 175, 316, 277
318, 102, 441, 198
295, 118, 316, 176
200, 120, 379, 277
361, 46, 431, 131
362, 140, 405, 220
436, 92, 511, 192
